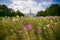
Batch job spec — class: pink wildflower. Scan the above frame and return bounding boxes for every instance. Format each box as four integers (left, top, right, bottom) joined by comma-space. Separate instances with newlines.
17, 30, 22, 33
24, 24, 32, 30
49, 25, 54, 29
37, 29, 43, 33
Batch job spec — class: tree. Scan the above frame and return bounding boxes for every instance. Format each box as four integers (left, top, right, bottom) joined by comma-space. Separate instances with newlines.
0, 4, 8, 16
0, 4, 24, 17
15, 10, 24, 17
36, 11, 46, 16
45, 4, 60, 16
36, 4, 60, 16
0, 4, 15, 17
8, 8, 16, 16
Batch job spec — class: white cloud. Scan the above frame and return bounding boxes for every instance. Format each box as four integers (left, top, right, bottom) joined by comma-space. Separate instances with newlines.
8, 0, 52, 14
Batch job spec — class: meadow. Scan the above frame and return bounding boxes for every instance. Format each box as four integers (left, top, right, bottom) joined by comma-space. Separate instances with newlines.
0, 16, 60, 40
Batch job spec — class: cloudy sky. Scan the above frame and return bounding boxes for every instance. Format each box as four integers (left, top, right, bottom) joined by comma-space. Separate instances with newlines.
0, 0, 60, 14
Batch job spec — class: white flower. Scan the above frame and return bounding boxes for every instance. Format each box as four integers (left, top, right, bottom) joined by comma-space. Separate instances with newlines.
46, 24, 50, 27
55, 23, 57, 25
43, 27, 46, 30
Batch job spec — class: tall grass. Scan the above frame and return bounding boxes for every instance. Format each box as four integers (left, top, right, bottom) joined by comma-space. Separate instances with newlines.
0, 16, 60, 40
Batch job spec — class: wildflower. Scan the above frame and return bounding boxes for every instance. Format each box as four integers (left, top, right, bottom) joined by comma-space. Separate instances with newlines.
24, 24, 32, 30
51, 20, 53, 23
16, 15, 19, 18
5, 20, 7, 23
17, 30, 22, 33
43, 27, 46, 30
37, 29, 43, 33
55, 23, 57, 25
49, 25, 54, 29
12, 17, 16, 22
20, 19, 25, 23
46, 24, 50, 27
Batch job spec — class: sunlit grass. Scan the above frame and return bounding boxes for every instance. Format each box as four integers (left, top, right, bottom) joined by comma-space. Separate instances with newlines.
0, 16, 60, 40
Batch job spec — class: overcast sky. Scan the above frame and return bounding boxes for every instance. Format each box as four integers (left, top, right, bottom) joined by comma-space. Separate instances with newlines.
0, 0, 60, 14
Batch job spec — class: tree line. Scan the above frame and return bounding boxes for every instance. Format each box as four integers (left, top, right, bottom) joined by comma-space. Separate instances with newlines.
0, 4, 24, 17
0, 4, 60, 17
36, 4, 60, 16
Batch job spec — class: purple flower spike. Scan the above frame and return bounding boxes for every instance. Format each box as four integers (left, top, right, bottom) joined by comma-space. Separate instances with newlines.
24, 24, 32, 30
37, 29, 43, 33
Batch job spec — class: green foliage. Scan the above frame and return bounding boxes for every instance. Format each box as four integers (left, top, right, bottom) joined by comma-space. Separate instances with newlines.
15, 10, 24, 17
36, 4, 60, 16
36, 11, 46, 16
45, 4, 60, 16
0, 4, 24, 17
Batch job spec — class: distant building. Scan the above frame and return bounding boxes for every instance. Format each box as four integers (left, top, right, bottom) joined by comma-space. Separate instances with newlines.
24, 9, 36, 17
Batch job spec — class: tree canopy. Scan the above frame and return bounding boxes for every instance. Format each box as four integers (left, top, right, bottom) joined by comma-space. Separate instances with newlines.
36, 4, 60, 16
0, 4, 24, 17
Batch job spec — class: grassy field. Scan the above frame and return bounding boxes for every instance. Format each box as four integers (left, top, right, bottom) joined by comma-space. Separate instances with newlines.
0, 16, 60, 40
